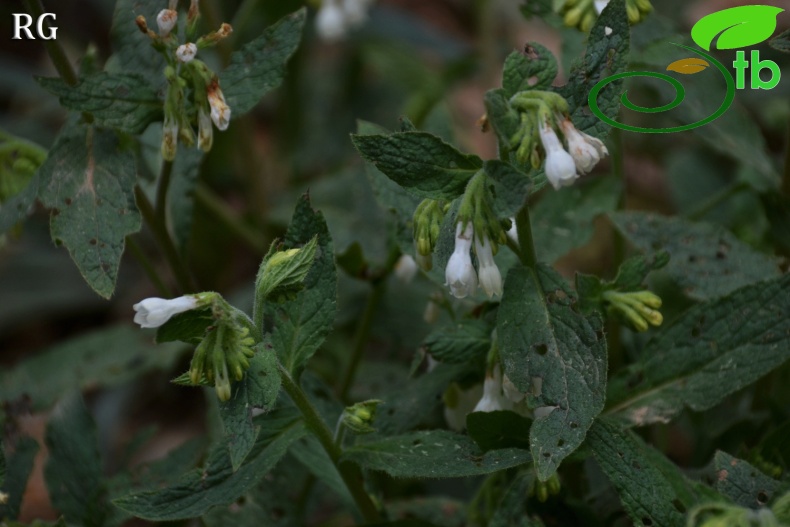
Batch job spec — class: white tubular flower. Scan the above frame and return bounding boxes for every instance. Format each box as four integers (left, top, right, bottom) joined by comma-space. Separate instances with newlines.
560, 119, 608, 174
316, 0, 347, 41
594, 0, 609, 14
176, 43, 197, 63
394, 254, 419, 283
473, 366, 512, 413
157, 9, 177, 37
198, 106, 213, 151
133, 296, 199, 328
539, 121, 578, 190
502, 374, 525, 403
445, 222, 477, 299
207, 84, 230, 131
474, 235, 502, 298
443, 383, 483, 431
506, 218, 518, 245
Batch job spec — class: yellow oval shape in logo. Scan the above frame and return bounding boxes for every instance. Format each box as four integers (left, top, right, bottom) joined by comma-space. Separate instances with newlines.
666, 57, 711, 74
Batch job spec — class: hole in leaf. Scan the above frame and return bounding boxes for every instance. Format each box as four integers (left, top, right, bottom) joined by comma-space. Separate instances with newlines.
412, 439, 422, 446
642, 518, 653, 526
688, 255, 697, 263
557, 439, 565, 447
534, 344, 548, 356
543, 452, 551, 458
570, 422, 578, 429
632, 461, 641, 470
672, 499, 686, 513
757, 491, 769, 504
64, 198, 72, 205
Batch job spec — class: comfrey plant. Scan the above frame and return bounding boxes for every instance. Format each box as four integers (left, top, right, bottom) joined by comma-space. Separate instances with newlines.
3, 0, 790, 526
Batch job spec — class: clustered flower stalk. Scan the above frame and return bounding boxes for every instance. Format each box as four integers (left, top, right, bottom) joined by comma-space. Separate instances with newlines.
132, 292, 255, 401
508, 91, 608, 190
136, 1, 233, 160
602, 289, 663, 332
556, 0, 653, 32
442, 172, 509, 299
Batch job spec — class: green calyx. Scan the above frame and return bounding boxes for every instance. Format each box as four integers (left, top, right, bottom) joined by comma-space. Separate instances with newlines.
458, 171, 507, 252
188, 320, 257, 401
342, 399, 384, 435
254, 236, 318, 302
506, 92, 570, 168
602, 289, 663, 332
412, 199, 445, 269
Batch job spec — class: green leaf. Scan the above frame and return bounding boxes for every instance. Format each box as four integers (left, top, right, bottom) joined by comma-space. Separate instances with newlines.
0, 325, 184, 411
691, 5, 784, 51
610, 212, 780, 300
168, 149, 203, 252
532, 176, 620, 263
351, 132, 483, 201
466, 410, 532, 452
266, 194, 337, 374
588, 419, 709, 527
37, 124, 141, 298
483, 160, 531, 218
502, 44, 559, 96
483, 89, 522, 162
44, 394, 107, 527
386, 497, 467, 527
107, 0, 166, 86
113, 409, 306, 521
422, 319, 492, 364
0, 172, 40, 235
558, 0, 630, 138
36, 74, 161, 134
606, 275, 790, 427
714, 451, 783, 509
155, 307, 214, 345
222, 9, 306, 116
0, 437, 39, 520
374, 363, 470, 436
497, 265, 607, 480
490, 473, 545, 527
770, 28, 790, 53
342, 430, 531, 478
290, 436, 355, 510
219, 346, 281, 471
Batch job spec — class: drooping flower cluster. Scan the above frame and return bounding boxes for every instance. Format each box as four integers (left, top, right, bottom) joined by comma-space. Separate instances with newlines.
136, 1, 233, 160
443, 171, 509, 299
316, 0, 375, 41
509, 91, 608, 190
555, 0, 653, 32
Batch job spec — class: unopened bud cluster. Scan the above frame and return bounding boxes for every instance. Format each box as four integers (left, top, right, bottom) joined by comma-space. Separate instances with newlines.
342, 399, 383, 434
136, 1, 233, 160
189, 323, 256, 402
412, 199, 446, 271
602, 289, 663, 332
507, 91, 608, 190
556, 0, 652, 32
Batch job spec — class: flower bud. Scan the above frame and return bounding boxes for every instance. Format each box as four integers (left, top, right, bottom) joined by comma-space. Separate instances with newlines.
207, 80, 231, 131
342, 399, 383, 434
156, 9, 178, 37
176, 43, 197, 63
133, 295, 200, 328
198, 106, 213, 151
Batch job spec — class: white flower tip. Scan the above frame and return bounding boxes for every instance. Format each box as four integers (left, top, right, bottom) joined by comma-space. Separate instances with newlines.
207, 85, 231, 131
176, 43, 197, 63
157, 9, 177, 36
594, 0, 609, 14
474, 235, 502, 298
445, 222, 477, 299
316, 2, 347, 40
394, 254, 419, 283
133, 295, 199, 329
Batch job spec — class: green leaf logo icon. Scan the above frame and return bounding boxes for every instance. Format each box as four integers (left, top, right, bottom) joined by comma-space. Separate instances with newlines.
691, 5, 784, 51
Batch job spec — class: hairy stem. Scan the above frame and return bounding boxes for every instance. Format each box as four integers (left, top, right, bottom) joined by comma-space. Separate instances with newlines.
135, 186, 196, 293
126, 236, 173, 297
23, 0, 78, 86
514, 202, 538, 269
337, 281, 386, 402
278, 363, 382, 523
